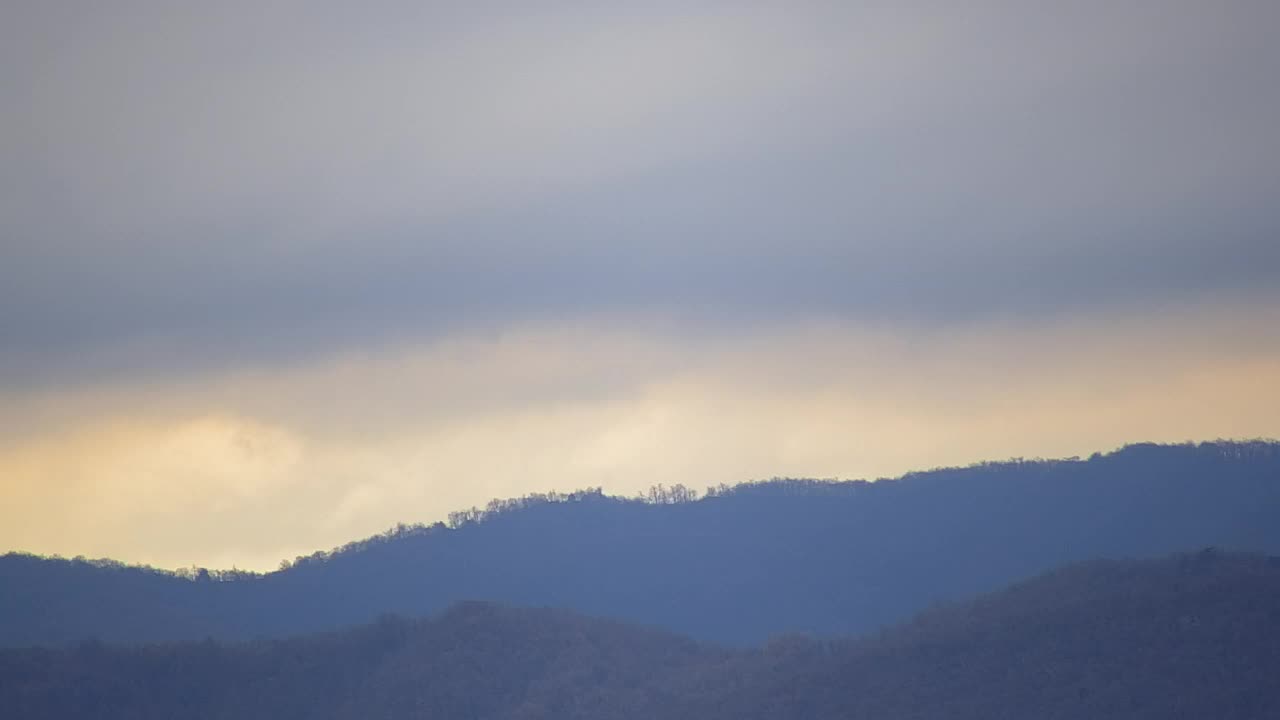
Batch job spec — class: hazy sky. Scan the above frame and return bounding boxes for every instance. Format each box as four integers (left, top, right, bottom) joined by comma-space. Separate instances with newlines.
3, 1, 1278, 570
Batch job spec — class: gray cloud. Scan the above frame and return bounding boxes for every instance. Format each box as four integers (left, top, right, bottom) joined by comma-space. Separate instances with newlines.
3, 1, 1279, 387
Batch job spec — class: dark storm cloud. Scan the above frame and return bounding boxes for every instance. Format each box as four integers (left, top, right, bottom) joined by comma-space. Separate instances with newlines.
3, 1, 1279, 386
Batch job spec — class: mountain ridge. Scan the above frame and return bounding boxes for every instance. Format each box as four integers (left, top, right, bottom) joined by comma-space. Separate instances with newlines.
4, 551, 1279, 719
3, 439, 1278, 647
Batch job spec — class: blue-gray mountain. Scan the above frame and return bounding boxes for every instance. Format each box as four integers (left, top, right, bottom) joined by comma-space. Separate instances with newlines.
3, 552, 1279, 719
2, 440, 1278, 647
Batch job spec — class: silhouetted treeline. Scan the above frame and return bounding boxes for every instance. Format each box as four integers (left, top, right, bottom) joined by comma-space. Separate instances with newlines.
2, 440, 1278, 647
3, 552, 1279, 719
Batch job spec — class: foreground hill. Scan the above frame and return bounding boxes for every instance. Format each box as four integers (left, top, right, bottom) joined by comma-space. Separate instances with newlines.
3, 440, 1279, 647
3, 552, 1279, 719
708, 550, 1280, 720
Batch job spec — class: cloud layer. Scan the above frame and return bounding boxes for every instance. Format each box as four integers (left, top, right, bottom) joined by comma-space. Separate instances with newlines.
5, 2, 1278, 378
3, 303, 1278, 569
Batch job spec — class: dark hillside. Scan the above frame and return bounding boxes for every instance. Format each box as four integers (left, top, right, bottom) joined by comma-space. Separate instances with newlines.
698, 551, 1280, 719
3, 552, 1279, 719
3, 440, 1278, 646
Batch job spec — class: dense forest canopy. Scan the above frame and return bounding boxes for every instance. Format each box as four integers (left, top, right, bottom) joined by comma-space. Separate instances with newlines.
2, 440, 1278, 647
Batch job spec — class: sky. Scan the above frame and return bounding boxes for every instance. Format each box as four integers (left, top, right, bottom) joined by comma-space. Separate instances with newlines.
2, 1, 1278, 571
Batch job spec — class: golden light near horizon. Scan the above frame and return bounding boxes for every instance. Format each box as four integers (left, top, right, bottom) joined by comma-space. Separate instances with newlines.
2, 301, 1277, 571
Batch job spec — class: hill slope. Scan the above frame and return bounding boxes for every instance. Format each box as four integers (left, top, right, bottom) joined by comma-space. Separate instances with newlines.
706, 550, 1280, 719
2, 440, 1279, 647
3, 552, 1279, 719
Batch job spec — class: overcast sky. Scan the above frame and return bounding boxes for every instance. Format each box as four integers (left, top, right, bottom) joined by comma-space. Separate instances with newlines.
2, 1, 1278, 570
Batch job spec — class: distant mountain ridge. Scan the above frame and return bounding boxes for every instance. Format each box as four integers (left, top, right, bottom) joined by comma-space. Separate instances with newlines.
2, 440, 1278, 647
3, 551, 1279, 719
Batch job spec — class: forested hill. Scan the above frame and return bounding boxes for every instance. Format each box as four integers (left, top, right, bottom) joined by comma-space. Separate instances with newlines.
3, 552, 1279, 720
3, 440, 1279, 647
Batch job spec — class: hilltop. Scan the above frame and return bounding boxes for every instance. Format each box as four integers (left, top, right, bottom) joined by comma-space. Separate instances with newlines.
3, 551, 1278, 719
2, 440, 1278, 647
